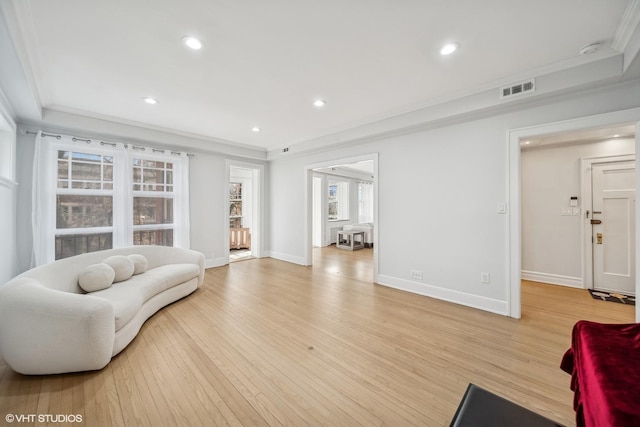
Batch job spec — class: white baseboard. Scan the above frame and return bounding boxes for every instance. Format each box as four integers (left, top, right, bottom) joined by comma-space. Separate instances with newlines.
521, 270, 584, 288
264, 251, 309, 266
205, 257, 228, 269
377, 274, 508, 316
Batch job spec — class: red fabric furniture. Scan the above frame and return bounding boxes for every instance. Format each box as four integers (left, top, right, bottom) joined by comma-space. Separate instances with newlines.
561, 320, 640, 427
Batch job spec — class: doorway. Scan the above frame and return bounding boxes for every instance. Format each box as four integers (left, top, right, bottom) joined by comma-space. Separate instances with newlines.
227, 162, 263, 263
304, 154, 379, 282
585, 158, 636, 295
509, 107, 640, 320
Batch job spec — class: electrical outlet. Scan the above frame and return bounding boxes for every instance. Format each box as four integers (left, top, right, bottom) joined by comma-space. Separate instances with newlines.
410, 269, 423, 280
480, 272, 490, 284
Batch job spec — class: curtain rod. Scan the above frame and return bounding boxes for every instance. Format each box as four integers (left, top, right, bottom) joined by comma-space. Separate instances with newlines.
23, 130, 195, 157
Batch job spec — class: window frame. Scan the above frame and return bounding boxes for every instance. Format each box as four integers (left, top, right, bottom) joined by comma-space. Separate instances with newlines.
328, 179, 350, 222
131, 154, 177, 245
33, 133, 190, 265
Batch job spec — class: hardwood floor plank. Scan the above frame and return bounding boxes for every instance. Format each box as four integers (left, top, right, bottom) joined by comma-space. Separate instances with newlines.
0, 247, 634, 426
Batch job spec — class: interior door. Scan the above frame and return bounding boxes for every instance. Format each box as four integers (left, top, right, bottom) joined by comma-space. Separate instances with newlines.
592, 161, 636, 295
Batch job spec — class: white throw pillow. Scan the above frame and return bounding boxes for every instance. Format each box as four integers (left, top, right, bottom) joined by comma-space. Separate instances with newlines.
128, 254, 148, 275
78, 263, 115, 292
102, 255, 135, 283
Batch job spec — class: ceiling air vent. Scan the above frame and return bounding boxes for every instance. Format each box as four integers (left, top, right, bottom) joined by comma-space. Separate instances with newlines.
500, 79, 535, 99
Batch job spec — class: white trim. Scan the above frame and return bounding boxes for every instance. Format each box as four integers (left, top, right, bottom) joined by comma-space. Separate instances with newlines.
612, 0, 640, 72
266, 251, 308, 266
2, 0, 48, 107
521, 271, 584, 289
205, 256, 228, 269
304, 153, 379, 282
636, 121, 640, 322
377, 275, 508, 316
508, 107, 640, 320
268, 58, 625, 160
225, 160, 265, 262
40, 107, 267, 160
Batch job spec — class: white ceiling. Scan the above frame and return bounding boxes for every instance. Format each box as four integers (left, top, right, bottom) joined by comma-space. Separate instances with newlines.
4, 0, 637, 152
521, 124, 636, 149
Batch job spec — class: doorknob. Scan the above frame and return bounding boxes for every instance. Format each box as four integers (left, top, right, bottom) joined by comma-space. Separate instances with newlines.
591, 219, 602, 224
596, 233, 603, 244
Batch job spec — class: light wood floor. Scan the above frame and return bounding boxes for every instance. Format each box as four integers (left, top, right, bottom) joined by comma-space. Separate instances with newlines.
0, 246, 634, 426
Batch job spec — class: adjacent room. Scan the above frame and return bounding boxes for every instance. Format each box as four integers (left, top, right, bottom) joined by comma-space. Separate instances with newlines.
1, 1, 640, 426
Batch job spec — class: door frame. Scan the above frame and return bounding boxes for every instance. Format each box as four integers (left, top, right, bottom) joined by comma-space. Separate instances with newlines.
304, 153, 379, 282
581, 155, 636, 291
508, 107, 640, 320
225, 160, 265, 262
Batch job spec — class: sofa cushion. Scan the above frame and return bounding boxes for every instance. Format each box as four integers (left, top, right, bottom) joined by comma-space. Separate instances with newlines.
103, 255, 135, 283
78, 263, 115, 292
128, 254, 148, 275
91, 263, 200, 331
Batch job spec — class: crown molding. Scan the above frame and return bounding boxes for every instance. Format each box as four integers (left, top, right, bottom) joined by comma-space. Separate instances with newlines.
21, 108, 268, 160
612, 0, 640, 73
268, 55, 626, 161
613, 0, 640, 51
1, 1, 47, 109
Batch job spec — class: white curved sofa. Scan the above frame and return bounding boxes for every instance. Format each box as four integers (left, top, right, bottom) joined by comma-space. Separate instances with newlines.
0, 246, 205, 375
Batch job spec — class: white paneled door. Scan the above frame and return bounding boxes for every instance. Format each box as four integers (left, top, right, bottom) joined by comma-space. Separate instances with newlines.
591, 161, 636, 295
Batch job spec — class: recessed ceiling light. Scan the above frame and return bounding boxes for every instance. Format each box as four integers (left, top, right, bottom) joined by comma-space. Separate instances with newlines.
182, 36, 204, 50
252, 126, 261, 132
142, 97, 158, 105
313, 99, 326, 107
523, 140, 531, 145
440, 42, 460, 56
613, 134, 620, 138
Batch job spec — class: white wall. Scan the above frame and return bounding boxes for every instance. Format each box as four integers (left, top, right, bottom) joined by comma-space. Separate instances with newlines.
268, 81, 640, 315
190, 152, 231, 268
14, 121, 268, 275
521, 138, 635, 287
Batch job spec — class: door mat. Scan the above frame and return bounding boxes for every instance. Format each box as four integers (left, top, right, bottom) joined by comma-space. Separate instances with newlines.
589, 289, 636, 305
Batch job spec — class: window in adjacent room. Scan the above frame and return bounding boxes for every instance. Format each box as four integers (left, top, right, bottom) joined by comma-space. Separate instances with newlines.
328, 179, 349, 221
358, 181, 374, 223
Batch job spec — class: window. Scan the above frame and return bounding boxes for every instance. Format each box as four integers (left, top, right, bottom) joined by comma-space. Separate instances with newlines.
328, 180, 349, 221
132, 158, 175, 246
229, 182, 242, 228
55, 150, 115, 260
358, 181, 374, 224
33, 133, 190, 265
